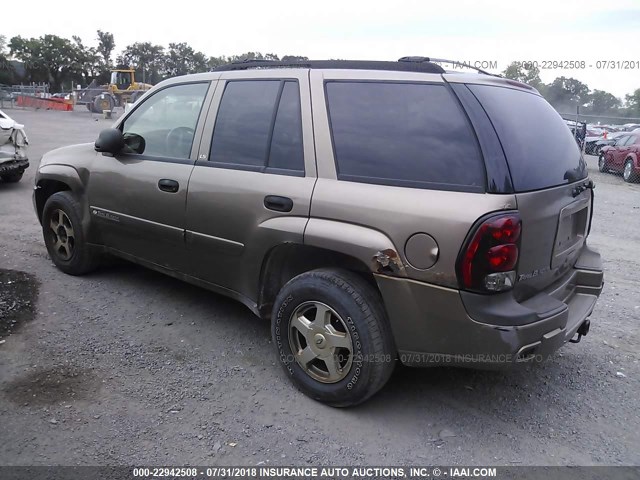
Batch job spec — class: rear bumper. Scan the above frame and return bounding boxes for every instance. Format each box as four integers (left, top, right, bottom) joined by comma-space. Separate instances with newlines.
375, 245, 603, 368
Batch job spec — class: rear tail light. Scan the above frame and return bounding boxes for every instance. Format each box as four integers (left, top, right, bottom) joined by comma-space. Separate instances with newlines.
457, 213, 522, 293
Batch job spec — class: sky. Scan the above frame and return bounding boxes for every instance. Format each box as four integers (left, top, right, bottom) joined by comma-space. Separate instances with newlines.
3, 0, 639, 99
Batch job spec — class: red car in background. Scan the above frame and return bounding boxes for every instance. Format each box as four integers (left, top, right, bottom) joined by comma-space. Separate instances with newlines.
599, 131, 640, 183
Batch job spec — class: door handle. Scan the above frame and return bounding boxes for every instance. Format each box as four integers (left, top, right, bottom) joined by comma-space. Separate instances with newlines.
158, 179, 179, 193
264, 195, 293, 212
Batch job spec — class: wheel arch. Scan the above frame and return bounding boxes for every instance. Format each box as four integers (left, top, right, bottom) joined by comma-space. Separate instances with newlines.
257, 243, 381, 319
35, 165, 85, 224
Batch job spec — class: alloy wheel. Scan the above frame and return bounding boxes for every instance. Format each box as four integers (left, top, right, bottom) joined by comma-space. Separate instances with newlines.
288, 301, 353, 383
49, 209, 75, 261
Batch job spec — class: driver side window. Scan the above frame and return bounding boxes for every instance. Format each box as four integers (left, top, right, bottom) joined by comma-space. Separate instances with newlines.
121, 82, 210, 159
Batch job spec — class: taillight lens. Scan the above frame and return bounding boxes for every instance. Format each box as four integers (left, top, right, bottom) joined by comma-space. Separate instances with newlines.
458, 213, 522, 293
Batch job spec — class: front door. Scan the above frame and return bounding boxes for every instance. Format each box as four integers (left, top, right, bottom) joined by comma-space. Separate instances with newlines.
184, 72, 316, 302
88, 81, 214, 269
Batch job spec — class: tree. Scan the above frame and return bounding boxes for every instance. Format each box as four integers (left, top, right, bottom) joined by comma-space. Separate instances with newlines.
118, 42, 166, 84
502, 61, 542, 88
96, 30, 115, 68
625, 89, 640, 116
164, 42, 208, 77
0, 35, 14, 84
544, 76, 590, 109
588, 89, 621, 115
9, 35, 85, 91
281, 55, 309, 62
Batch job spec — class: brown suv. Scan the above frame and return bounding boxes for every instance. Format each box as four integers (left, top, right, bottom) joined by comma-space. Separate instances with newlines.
33, 58, 604, 406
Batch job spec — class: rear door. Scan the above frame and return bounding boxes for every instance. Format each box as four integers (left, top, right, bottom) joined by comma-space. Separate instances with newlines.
466, 83, 591, 299
184, 70, 316, 300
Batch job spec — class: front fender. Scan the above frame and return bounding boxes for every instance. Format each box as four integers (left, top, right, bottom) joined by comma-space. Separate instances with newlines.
34, 164, 91, 237
37, 164, 85, 193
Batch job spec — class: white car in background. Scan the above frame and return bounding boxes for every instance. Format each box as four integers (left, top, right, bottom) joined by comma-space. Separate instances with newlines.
0, 109, 29, 183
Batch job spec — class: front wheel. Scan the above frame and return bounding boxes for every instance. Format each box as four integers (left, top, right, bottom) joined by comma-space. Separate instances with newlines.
272, 268, 396, 407
623, 159, 637, 183
598, 154, 607, 173
42, 191, 100, 275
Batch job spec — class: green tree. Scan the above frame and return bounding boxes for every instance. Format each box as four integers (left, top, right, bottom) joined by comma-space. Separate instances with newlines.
625, 88, 640, 116
118, 42, 166, 84
588, 89, 621, 114
544, 76, 590, 109
164, 42, 209, 77
9, 35, 84, 91
502, 61, 542, 87
281, 55, 309, 62
96, 30, 115, 68
0, 35, 14, 84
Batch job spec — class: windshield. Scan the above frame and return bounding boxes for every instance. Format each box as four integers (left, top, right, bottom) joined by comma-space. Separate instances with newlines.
469, 84, 587, 192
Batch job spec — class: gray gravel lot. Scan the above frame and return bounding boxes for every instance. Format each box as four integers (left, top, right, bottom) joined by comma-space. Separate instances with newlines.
0, 108, 639, 467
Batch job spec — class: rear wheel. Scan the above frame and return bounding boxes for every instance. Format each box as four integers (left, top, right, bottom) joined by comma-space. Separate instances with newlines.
42, 191, 100, 275
1, 171, 23, 183
623, 159, 637, 183
271, 268, 396, 407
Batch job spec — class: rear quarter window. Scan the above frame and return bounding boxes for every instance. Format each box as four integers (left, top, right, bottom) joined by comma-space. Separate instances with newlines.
468, 84, 587, 192
325, 81, 486, 191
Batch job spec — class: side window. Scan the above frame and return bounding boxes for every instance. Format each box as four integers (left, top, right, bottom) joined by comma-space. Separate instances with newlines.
121, 82, 210, 159
626, 135, 637, 146
325, 82, 485, 190
209, 80, 304, 174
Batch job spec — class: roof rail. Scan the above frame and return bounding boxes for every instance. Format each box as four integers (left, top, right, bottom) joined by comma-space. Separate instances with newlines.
213, 59, 445, 74
418, 57, 501, 77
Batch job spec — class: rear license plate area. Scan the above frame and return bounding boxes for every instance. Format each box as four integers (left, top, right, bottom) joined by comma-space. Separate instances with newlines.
552, 199, 589, 268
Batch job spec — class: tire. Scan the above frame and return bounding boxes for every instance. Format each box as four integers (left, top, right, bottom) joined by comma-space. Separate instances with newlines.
1, 171, 23, 183
623, 159, 637, 183
42, 191, 100, 275
92, 95, 114, 114
598, 154, 608, 173
271, 268, 396, 407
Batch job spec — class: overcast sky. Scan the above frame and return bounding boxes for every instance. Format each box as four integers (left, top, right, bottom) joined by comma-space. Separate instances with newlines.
3, 0, 638, 99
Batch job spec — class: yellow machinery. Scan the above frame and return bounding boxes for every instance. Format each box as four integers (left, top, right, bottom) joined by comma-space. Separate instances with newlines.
77, 69, 154, 114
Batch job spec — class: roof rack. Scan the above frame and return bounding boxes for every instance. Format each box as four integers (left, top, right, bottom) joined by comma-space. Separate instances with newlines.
213, 59, 445, 74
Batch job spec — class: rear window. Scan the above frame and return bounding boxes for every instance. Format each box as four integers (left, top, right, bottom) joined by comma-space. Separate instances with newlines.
468, 85, 587, 192
325, 82, 485, 191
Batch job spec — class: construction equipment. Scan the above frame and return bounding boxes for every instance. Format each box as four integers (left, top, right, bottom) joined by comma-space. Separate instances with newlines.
75, 69, 153, 114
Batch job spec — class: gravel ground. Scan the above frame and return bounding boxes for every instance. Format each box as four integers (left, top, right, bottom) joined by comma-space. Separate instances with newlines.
0, 108, 638, 467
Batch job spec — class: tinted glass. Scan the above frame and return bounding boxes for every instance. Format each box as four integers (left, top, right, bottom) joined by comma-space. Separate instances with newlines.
626, 135, 637, 145
268, 81, 304, 172
122, 82, 209, 159
325, 82, 485, 190
210, 81, 280, 167
469, 85, 587, 191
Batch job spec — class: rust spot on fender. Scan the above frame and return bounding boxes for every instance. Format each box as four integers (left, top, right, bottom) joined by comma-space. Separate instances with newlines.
372, 249, 405, 275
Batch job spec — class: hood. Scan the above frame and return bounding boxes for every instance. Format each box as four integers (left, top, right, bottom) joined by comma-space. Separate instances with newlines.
39, 142, 95, 169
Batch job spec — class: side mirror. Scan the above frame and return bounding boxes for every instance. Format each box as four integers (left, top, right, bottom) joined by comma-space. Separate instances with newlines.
94, 128, 124, 154
123, 132, 146, 154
